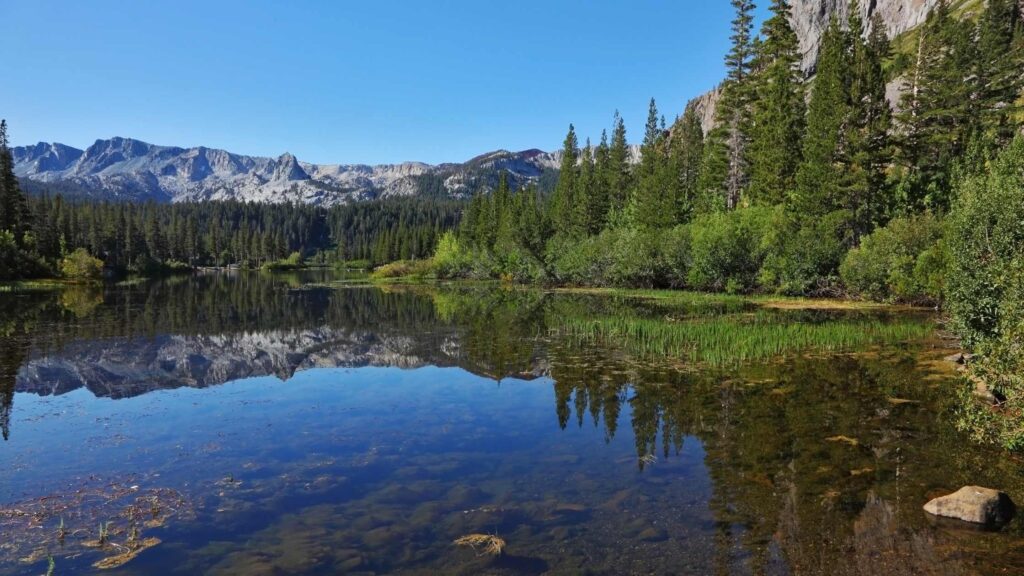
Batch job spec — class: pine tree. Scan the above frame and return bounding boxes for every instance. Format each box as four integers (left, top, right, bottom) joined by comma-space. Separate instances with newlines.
0, 120, 30, 246
551, 124, 583, 238
794, 17, 850, 217
895, 0, 974, 210
842, 3, 893, 239
747, 0, 805, 205
577, 140, 596, 234
668, 105, 705, 223
605, 112, 632, 215
629, 99, 674, 228
701, 0, 757, 210
589, 130, 611, 233
971, 0, 1024, 150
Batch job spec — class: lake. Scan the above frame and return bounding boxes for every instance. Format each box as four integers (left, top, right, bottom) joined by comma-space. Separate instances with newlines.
2, 272, 1022, 575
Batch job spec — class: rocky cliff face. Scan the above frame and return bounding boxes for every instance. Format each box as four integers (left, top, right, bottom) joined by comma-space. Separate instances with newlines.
687, 0, 951, 129
790, 0, 943, 72
14, 138, 562, 205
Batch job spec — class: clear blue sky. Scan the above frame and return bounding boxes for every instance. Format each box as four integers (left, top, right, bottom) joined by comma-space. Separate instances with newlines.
1, 1, 767, 165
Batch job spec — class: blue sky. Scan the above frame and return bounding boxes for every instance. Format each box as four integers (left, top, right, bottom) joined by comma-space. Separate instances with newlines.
1, 1, 767, 165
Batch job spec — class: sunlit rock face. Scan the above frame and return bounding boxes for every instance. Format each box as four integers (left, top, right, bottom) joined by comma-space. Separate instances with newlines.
790, 0, 942, 73
684, 0, 953, 133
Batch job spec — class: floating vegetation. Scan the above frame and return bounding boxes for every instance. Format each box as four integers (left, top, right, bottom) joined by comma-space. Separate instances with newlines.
639, 454, 658, 466
556, 311, 935, 367
0, 479, 192, 571
825, 435, 861, 447
454, 533, 506, 556
93, 537, 162, 570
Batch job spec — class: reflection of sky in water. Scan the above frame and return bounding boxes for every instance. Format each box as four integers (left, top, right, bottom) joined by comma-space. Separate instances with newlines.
5, 366, 720, 574
6, 365, 709, 495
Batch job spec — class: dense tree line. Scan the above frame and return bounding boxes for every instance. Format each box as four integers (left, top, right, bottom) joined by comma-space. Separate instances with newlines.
440, 0, 1022, 291
0, 135, 462, 276
434, 0, 1024, 447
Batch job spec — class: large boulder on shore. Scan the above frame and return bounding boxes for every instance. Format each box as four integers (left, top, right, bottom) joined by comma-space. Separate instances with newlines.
923, 486, 1016, 525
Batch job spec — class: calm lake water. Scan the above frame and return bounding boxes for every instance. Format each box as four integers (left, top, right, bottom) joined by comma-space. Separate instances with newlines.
1, 272, 1023, 575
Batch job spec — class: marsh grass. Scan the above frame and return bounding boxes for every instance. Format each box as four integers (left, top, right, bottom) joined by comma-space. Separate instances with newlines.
556, 312, 935, 367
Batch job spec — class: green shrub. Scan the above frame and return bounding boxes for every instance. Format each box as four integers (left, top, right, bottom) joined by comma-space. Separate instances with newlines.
59, 248, 104, 281
839, 212, 945, 303
371, 258, 434, 279
947, 135, 1024, 345
432, 232, 474, 279
263, 252, 305, 271
947, 136, 1024, 450
0, 231, 50, 280
687, 206, 773, 293
492, 243, 547, 283
605, 228, 662, 288
658, 226, 691, 289
547, 234, 611, 286
760, 209, 847, 296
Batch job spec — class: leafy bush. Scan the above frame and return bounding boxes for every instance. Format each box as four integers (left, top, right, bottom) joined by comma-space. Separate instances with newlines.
947, 136, 1024, 450
687, 206, 773, 293
839, 212, 945, 303
546, 234, 611, 286
371, 258, 434, 279
0, 231, 50, 280
760, 209, 847, 296
263, 252, 305, 271
491, 243, 547, 283
59, 248, 104, 281
604, 228, 662, 288
946, 136, 1024, 345
432, 232, 474, 279
658, 226, 691, 289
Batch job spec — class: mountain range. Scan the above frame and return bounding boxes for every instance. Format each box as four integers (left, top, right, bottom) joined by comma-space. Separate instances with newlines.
13, 137, 568, 206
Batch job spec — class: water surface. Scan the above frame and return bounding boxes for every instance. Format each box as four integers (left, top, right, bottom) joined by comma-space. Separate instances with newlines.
2, 272, 1022, 575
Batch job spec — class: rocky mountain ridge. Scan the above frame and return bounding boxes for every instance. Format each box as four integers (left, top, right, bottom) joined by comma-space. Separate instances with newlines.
13, 137, 563, 205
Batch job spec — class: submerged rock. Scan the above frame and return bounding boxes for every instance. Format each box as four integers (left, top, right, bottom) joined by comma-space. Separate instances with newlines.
923, 486, 1016, 525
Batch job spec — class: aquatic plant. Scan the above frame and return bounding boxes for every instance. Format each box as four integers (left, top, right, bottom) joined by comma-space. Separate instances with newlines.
46, 556, 54, 576
555, 311, 934, 367
454, 533, 506, 556
97, 522, 109, 547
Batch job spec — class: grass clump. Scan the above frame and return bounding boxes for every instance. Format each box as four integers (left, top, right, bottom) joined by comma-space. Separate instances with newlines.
556, 312, 934, 367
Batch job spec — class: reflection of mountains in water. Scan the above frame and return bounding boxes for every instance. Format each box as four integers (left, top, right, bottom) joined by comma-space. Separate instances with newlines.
16, 327, 548, 400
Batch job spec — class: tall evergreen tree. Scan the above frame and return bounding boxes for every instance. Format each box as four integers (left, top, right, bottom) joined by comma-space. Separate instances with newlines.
577, 140, 596, 234
971, 0, 1024, 149
589, 130, 611, 233
793, 17, 850, 217
747, 0, 805, 205
701, 0, 757, 210
668, 105, 705, 223
895, 0, 974, 210
551, 124, 583, 238
0, 120, 30, 246
841, 2, 893, 239
630, 99, 674, 228
604, 112, 632, 216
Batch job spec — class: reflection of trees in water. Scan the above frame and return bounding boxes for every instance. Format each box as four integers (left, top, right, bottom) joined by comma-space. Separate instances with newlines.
0, 291, 52, 440
550, 347, 1024, 574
